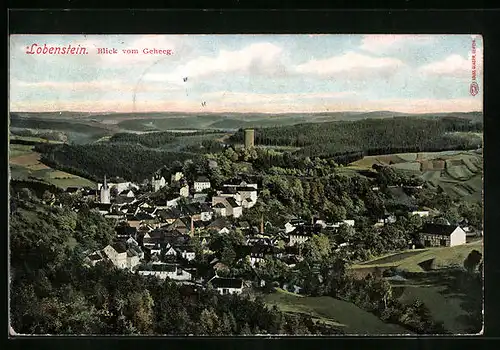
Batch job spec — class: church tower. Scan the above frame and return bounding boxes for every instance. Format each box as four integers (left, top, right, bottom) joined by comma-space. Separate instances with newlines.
100, 175, 110, 204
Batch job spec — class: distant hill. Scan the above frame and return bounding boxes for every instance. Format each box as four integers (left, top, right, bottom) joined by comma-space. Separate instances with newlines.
9, 110, 483, 133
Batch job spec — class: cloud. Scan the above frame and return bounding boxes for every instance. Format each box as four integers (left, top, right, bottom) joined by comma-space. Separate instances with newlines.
10, 79, 177, 93
10, 96, 481, 114
360, 34, 435, 53
419, 48, 483, 78
161, 42, 287, 80
294, 51, 404, 76
203, 91, 356, 104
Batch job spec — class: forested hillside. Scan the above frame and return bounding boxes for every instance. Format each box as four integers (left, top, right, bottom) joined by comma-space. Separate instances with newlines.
229, 117, 483, 158
34, 143, 200, 183
9, 193, 340, 335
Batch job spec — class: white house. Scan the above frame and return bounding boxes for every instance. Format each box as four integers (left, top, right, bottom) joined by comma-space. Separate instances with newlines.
138, 263, 192, 281
209, 277, 243, 295
200, 205, 213, 222
223, 181, 258, 190
411, 210, 430, 218
152, 175, 166, 192
225, 198, 242, 218
194, 176, 211, 192
101, 243, 140, 271
164, 246, 178, 257
167, 196, 181, 208
420, 224, 466, 247
97, 181, 138, 194
288, 233, 310, 246
179, 184, 190, 198
284, 222, 297, 234
237, 187, 258, 208
119, 190, 135, 198
178, 248, 196, 261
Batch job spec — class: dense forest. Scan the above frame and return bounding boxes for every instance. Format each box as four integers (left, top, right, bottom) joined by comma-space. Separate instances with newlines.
34, 143, 200, 183
9, 193, 341, 335
229, 117, 483, 159
109, 130, 222, 149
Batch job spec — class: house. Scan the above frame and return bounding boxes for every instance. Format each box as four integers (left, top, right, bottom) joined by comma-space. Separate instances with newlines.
157, 208, 182, 224
86, 250, 105, 266
206, 217, 232, 233
209, 277, 244, 295
376, 213, 397, 227
194, 176, 211, 192
193, 193, 208, 204
332, 219, 355, 228
223, 180, 258, 190
119, 189, 135, 198
116, 224, 137, 238
288, 232, 311, 246
169, 218, 190, 235
171, 171, 184, 184
237, 245, 276, 267
166, 195, 181, 208
102, 242, 137, 270
213, 202, 228, 217
97, 180, 138, 194
225, 197, 243, 218
200, 203, 213, 222
284, 222, 297, 234
236, 186, 258, 208
179, 184, 190, 198
152, 174, 166, 192
420, 223, 466, 247
177, 246, 196, 261
164, 245, 178, 257
137, 263, 192, 281
411, 210, 430, 218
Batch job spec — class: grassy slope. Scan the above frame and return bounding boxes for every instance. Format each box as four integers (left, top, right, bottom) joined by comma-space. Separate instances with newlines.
263, 289, 409, 334
351, 241, 483, 333
9, 144, 95, 189
352, 240, 483, 272
348, 150, 483, 202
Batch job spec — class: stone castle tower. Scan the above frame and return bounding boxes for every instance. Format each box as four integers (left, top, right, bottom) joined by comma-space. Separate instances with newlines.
244, 129, 255, 149
100, 175, 110, 204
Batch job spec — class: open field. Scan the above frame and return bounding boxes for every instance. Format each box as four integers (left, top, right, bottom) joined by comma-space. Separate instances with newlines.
352, 240, 483, 273
263, 288, 409, 334
9, 145, 95, 189
351, 241, 483, 333
348, 149, 482, 202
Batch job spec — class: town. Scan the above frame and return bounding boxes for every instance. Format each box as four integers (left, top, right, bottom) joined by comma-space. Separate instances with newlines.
41, 129, 481, 298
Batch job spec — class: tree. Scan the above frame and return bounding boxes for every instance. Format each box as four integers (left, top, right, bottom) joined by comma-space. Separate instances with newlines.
198, 308, 219, 335
464, 250, 482, 274
304, 234, 331, 262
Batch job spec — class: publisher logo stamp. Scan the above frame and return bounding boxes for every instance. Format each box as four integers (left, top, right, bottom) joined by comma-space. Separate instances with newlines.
470, 38, 479, 96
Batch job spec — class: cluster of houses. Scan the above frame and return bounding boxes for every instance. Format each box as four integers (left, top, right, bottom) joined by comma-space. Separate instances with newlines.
73, 170, 479, 295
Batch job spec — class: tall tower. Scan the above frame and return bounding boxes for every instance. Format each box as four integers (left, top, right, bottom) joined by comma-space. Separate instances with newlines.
100, 175, 110, 204
244, 129, 255, 149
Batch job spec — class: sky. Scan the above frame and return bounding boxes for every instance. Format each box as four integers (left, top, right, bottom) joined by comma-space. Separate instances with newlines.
9, 34, 483, 114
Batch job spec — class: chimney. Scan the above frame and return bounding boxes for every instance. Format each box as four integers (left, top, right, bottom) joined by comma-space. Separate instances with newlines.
260, 215, 264, 234
191, 216, 194, 235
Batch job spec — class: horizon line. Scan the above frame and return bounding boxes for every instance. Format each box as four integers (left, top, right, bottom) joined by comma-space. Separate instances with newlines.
9, 110, 484, 115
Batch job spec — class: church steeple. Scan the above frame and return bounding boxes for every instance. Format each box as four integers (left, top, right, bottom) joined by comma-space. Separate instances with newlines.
100, 175, 110, 204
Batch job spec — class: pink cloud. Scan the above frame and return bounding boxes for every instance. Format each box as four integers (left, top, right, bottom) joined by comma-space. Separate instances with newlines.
295, 51, 404, 76
360, 35, 435, 53
419, 48, 483, 78
10, 97, 481, 114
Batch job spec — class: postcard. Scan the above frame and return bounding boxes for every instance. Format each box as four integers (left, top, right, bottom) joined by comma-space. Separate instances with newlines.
8, 34, 483, 336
